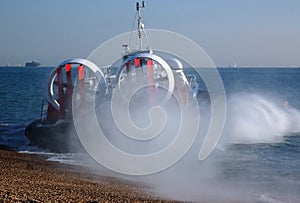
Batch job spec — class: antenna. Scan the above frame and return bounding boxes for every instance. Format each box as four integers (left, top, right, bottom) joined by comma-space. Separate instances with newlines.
136, 1, 146, 50
136, 1, 145, 12
127, 1, 151, 53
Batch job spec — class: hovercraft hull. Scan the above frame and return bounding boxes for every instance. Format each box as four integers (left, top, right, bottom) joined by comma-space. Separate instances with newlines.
25, 119, 83, 152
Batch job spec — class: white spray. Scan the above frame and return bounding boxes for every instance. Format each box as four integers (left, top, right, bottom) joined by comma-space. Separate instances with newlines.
222, 92, 300, 145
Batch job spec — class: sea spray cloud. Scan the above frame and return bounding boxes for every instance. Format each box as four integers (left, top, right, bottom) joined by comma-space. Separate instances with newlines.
223, 93, 300, 144
71, 29, 227, 175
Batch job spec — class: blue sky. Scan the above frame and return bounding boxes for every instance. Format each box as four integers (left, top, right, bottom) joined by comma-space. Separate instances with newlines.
0, 0, 299, 67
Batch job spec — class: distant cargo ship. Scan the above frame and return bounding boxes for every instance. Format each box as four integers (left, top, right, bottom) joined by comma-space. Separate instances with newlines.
25, 60, 41, 67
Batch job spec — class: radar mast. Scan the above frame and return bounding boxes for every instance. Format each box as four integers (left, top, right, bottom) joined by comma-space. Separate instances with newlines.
125, 1, 151, 54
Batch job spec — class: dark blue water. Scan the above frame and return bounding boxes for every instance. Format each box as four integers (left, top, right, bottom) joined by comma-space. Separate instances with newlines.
219, 68, 300, 108
0, 66, 299, 202
0, 67, 53, 149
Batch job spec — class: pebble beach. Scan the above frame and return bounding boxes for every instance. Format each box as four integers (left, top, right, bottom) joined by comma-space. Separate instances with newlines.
0, 149, 178, 202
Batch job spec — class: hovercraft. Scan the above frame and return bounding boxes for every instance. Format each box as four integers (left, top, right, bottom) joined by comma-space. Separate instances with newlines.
25, 1, 207, 152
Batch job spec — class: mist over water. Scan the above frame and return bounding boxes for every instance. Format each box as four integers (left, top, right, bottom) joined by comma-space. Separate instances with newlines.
135, 91, 300, 202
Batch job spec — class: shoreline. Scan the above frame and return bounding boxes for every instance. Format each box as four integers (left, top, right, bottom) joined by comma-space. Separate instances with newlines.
0, 149, 177, 202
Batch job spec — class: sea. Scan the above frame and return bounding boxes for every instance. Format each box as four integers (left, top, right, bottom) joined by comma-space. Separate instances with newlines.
0, 66, 299, 202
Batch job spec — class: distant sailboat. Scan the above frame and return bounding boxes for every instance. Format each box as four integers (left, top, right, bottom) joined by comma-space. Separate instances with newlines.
234, 61, 237, 69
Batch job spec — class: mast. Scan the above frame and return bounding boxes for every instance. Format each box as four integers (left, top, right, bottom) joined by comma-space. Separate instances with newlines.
136, 1, 145, 50
125, 1, 151, 54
